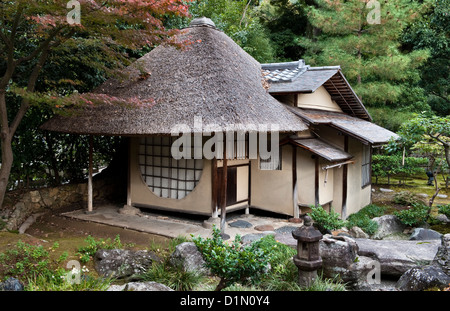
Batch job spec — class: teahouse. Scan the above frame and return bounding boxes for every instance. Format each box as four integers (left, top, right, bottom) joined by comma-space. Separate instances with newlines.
41, 17, 397, 222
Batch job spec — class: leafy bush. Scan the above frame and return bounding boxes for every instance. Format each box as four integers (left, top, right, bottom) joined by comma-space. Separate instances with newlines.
438, 204, 450, 218
347, 214, 379, 236
393, 191, 423, 206
139, 260, 204, 291
0, 240, 67, 285
358, 204, 386, 218
394, 203, 430, 227
76, 235, 133, 263
192, 226, 269, 291
308, 206, 347, 234
346, 204, 385, 235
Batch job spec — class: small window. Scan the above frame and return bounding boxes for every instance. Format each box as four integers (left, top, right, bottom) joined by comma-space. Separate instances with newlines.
361, 144, 371, 188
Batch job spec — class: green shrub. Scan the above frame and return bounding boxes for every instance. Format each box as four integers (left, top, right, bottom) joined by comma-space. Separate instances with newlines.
346, 204, 385, 235
139, 259, 204, 291
0, 240, 67, 285
76, 234, 133, 263
347, 214, 379, 236
192, 226, 269, 291
358, 204, 386, 218
393, 191, 423, 206
26, 273, 112, 291
438, 204, 450, 218
308, 206, 347, 234
394, 203, 430, 227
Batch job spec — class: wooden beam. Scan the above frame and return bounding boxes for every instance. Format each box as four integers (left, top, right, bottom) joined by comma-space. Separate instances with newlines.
87, 135, 93, 213
292, 145, 299, 218
314, 155, 319, 207
211, 157, 218, 217
342, 136, 349, 219
220, 141, 228, 237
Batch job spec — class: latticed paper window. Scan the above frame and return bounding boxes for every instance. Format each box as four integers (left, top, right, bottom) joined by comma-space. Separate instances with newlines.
361, 144, 371, 188
139, 137, 204, 199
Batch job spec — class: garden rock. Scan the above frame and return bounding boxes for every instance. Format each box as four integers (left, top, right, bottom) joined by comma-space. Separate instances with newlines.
229, 220, 252, 228
436, 214, 449, 224
0, 277, 24, 291
169, 242, 209, 275
125, 281, 174, 291
355, 238, 441, 276
371, 215, 406, 240
319, 235, 359, 283
254, 224, 274, 232
349, 226, 369, 239
409, 228, 442, 241
432, 234, 450, 276
94, 249, 160, 279
396, 265, 450, 291
107, 281, 174, 291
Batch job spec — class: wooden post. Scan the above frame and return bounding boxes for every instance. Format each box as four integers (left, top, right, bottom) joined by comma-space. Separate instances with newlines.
211, 157, 218, 217
87, 135, 93, 213
314, 156, 319, 207
292, 145, 299, 218
126, 137, 132, 207
220, 141, 228, 238
342, 136, 349, 219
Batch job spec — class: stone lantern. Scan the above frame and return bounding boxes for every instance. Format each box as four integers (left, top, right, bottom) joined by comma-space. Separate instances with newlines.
292, 215, 323, 287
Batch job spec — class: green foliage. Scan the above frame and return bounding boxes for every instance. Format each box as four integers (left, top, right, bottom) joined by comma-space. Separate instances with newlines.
300, 0, 430, 109
26, 273, 112, 291
372, 154, 429, 184
401, 0, 450, 116
76, 235, 132, 263
308, 205, 347, 234
438, 204, 450, 218
139, 259, 204, 291
346, 214, 378, 236
188, 0, 275, 62
192, 226, 269, 291
393, 191, 424, 206
346, 204, 385, 235
394, 203, 430, 227
0, 241, 67, 284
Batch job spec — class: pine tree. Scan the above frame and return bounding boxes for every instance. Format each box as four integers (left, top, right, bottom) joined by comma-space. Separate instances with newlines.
300, 0, 430, 109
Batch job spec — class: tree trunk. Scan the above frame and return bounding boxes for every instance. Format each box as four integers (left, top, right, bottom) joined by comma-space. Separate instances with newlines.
0, 93, 14, 205
214, 278, 228, 291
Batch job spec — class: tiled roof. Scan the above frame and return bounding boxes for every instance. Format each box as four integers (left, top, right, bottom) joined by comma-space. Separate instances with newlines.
262, 60, 371, 121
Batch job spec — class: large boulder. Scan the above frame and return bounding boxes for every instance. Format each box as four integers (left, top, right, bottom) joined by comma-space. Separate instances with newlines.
371, 215, 406, 240
169, 242, 209, 275
432, 233, 450, 276
409, 228, 442, 241
396, 265, 450, 291
355, 238, 441, 276
94, 249, 160, 279
107, 281, 174, 291
319, 235, 372, 286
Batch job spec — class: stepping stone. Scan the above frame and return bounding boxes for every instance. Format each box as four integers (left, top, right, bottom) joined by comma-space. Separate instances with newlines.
255, 224, 274, 231
380, 188, 394, 193
229, 219, 252, 228
275, 226, 299, 234
437, 194, 448, 199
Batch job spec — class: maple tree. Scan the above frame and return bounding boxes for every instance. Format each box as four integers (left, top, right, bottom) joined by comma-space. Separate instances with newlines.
0, 0, 192, 207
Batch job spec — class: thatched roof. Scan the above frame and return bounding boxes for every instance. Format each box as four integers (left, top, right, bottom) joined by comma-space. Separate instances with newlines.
41, 18, 307, 136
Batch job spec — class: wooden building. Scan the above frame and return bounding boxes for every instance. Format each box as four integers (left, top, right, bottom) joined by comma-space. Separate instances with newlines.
41, 17, 397, 221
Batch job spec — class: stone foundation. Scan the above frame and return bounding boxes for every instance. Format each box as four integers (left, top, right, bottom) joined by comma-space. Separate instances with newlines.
0, 176, 124, 231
